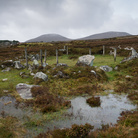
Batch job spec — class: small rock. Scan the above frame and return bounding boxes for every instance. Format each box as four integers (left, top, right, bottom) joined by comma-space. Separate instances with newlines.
1, 67, 11, 72
3, 90, 9, 93
100, 65, 113, 72
114, 66, 118, 71
2, 78, 8, 82
56, 63, 68, 67
90, 70, 96, 75
125, 75, 133, 79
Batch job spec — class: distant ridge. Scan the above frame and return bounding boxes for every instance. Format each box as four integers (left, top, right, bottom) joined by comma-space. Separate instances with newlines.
26, 34, 71, 43
25, 31, 131, 43
78, 31, 131, 40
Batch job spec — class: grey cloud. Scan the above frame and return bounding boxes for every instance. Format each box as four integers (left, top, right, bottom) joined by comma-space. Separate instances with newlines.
0, 0, 137, 41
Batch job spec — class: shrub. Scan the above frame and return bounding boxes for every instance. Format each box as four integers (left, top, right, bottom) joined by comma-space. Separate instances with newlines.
86, 96, 101, 107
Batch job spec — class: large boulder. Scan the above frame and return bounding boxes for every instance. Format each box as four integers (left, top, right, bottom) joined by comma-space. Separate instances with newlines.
34, 72, 48, 81
76, 55, 95, 66
16, 83, 39, 99
100, 65, 113, 72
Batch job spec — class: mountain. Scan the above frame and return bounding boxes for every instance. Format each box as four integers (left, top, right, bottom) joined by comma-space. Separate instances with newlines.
26, 31, 131, 43
26, 34, 71, 43
78, 31, 131, 40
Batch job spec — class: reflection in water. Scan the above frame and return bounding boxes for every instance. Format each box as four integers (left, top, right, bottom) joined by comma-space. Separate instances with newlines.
0, 94, 137, 135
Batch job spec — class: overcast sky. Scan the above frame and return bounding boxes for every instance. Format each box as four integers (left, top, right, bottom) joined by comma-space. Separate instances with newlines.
0, 0, 138, 42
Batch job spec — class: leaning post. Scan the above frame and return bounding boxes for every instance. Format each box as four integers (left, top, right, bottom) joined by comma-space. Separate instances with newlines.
25, 48, 28, 69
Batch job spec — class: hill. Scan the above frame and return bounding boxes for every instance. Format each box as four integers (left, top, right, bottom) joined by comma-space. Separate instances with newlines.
78, 31, 131, 40
26, 34, 71, 43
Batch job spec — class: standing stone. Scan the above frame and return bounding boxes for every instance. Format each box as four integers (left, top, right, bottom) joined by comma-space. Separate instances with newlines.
14, 61, 24, 69
25, 48, 28, 69
131, 48, 137, 56
33, 59, 39, 67
76, 55, 95, 66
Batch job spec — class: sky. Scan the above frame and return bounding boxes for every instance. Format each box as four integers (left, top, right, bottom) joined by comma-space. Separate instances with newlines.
0, 0, 138, 42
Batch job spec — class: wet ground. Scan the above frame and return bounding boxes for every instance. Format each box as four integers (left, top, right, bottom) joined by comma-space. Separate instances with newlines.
0, 94, 137, 136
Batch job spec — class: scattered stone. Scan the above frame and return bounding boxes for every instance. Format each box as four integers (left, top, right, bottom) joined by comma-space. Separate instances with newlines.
100, 65, 113, 72
78, 70, 81, 73
34, 72, 48, 81
56, 63, 68, 67
114, 66, 118, 71
54, 71, 65, 78
90, 70, 96, 76
2, 78, 8, 82
30, 72, 35, 76
76, 55, 95, 66
2, 60, 14, 67
1, 67, 11, 72
125, 75, 133, 79
14, 61, 25, 69
28, 64, 34, 72
16, 83, 40, 99
33, 59, 39, 67
104, 89, 114, 93
43, 63, 48, 68
19, 72, 25, 76
3, 90, 9, 93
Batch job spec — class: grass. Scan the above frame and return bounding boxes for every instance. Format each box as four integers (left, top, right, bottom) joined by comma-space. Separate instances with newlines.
0, 51, 137, 138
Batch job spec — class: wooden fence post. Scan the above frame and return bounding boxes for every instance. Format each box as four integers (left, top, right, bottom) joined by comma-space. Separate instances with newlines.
89, 48, 91, 55
56, 49, 58, 64
44, 49, 47, 66
114, 48, 117, 62
66, 46, 68, 55
103, 45, 105, 55
40, 49, 43, 66
25, 48, 28, 69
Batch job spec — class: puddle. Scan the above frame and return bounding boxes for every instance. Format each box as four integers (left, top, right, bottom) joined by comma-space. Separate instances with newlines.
0, 94, 137, 136
41, 94, 137, 131
0, 95, 33, 119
